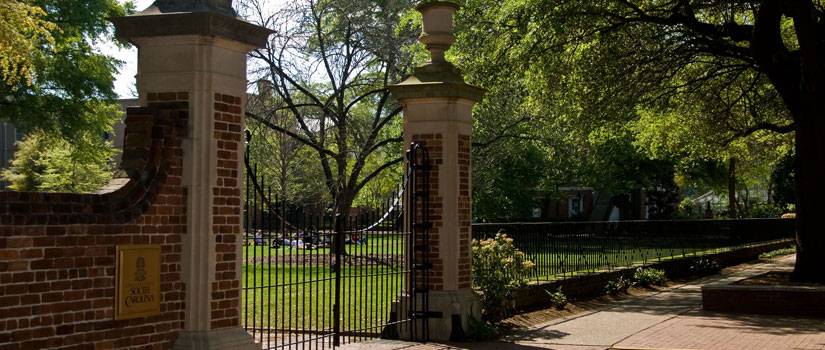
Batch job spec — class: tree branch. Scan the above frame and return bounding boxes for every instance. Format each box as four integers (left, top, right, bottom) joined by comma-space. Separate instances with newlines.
245, 111, 338, 158
354, 156, 404, 194
723, 121, 796, 145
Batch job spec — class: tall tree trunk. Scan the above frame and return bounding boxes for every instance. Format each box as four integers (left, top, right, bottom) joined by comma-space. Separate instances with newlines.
751, 0, 825, 282
727, 158, 737, 219
331, 189, 355, 258
792, 105, 825, 283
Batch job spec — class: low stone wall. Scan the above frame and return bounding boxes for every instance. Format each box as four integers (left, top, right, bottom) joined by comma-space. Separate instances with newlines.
0, 104, 188, 349
703, 284, 825, 317
512, 239, 794, 311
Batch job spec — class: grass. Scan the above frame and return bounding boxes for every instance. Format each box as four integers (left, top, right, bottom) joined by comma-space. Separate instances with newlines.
241, 235, 792, 332
759, 245, 796, 259
512, 237, 784, 281
242, 265, 404, 332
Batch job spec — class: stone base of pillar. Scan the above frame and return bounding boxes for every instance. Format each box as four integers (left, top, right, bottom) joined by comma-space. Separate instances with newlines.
397, 289, 481, 342
172, 327, 259, 350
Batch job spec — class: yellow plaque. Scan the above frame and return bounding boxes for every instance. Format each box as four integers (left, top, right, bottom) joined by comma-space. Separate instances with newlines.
115, 245, 161, 320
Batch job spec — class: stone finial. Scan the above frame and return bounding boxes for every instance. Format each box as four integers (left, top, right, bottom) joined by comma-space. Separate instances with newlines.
417, 1, 460, 64
147, 0, 235, 16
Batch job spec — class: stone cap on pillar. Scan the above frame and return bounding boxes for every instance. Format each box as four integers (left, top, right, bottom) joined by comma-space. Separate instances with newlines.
144, 0, 236, 17
389, 1, 484, 102
111, 0, 272, 49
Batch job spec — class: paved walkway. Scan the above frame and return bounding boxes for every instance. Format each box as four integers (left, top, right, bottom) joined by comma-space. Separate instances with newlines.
343, 256, 825, 350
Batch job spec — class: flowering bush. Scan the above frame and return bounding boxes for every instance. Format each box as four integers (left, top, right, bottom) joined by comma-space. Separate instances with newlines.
471, 231, 535, 321
633, 267, 667, 287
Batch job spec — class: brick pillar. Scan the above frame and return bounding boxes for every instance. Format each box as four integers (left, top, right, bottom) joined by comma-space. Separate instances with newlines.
112, 4, 271, 349
389, 1, 484, 341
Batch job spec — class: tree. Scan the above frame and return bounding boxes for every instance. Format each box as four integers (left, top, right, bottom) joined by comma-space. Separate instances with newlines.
0, 0, 129, 153
240, 0, 417, 228
1, 131, 116, 193
246, 85, 329, 206
454, 0, 825, 281
0, 0, 55, 88
771, 152, 796, 211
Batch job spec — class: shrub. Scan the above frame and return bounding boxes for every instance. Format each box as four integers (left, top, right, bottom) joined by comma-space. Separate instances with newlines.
545, 287, 568, 309
759, 246, 796, 259
633, 267, 667, 287
604, 276, 632, 295
689, 258, 721, 275
1, 131, 116, 193
471, 231, 535, 321
466, 316, 499, 341
747, 201, 785, 218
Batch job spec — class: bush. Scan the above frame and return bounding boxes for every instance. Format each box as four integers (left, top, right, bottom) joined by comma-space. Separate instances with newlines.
545, 287, 568, 309
1, 131, 116, 193
466, 316, 499, 341
633, 267, 667, 287
689, 258, 721, 275
674, 198, 701, 219
471, 231, 535, 321
759, 246, 796, 259
604, 276, 632, 295
747, 201, 785, 218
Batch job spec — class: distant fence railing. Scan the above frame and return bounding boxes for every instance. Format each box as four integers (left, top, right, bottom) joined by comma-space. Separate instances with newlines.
472, 218, 796, 282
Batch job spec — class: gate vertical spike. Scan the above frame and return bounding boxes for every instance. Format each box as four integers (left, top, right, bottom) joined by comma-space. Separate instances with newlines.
266, 184, 273, 348
251, 164, 258, 339
259, 173, 265, 341
301, 204, 307, 347
333, 209, 342, 347
243, 146, 250, 337
280, 194, 286, 347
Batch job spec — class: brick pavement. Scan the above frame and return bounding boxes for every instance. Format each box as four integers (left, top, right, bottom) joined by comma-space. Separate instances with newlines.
341, 255, 825, 350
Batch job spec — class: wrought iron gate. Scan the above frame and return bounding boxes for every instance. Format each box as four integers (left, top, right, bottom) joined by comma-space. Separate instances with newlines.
242, 133, 431, 349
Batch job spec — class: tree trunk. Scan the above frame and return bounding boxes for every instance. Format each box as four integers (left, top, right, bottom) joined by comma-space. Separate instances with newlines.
792, 107, 825, 282
749, 0, 825, 281
727, 158, 737, 219
330, 190, 355, 258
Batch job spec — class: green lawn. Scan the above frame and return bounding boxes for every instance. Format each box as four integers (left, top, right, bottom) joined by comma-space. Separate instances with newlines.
515, 236, 762, 280
242, 265, 405, 333
242, 234, 790, 332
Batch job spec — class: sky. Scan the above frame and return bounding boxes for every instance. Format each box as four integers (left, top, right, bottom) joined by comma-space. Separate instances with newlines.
99, 0, 154, 98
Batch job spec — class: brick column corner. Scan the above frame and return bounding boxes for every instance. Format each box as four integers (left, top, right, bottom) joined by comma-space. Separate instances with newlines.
113, 3, 271, 349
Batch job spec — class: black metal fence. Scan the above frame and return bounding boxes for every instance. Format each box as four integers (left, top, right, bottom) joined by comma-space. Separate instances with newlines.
472, 219, 795, 282
243, 137, 432, 349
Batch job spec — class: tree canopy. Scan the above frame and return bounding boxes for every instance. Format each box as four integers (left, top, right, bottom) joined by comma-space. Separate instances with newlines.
0, 0, 55, 88
452, 0, 825, 280
0, 0, 129, 151
241, 0, 417, 215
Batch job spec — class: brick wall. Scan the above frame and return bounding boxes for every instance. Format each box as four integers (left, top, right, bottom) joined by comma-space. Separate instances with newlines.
457, 134, 471, 290
0, 103, 188, 350
702, 284, 825, 317
410, 133, 473, 291
411, 134, 443, 291
210, 94, 243, 329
